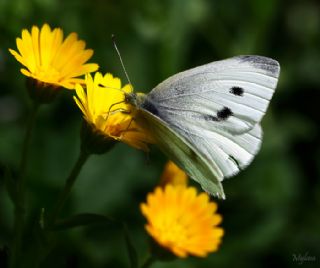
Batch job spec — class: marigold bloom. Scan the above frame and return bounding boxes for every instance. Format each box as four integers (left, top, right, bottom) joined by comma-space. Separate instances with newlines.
160, 161, 188, 187
9, 24, 98, 90
74, 72, 153, 151
141, 185, 224, 258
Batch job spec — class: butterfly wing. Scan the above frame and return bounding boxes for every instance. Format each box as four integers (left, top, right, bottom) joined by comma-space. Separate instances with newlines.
169, 121, 263, 179
137, 109, 226, 198
147, 55, 280, 134
139, 55, 279, 196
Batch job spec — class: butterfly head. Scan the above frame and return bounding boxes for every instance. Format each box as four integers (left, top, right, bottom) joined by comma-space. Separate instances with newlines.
124, 92, 147, 109
124, 92, 136, 106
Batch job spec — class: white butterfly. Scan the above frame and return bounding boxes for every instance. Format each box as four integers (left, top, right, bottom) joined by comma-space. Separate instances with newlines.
126, 55, 280, 199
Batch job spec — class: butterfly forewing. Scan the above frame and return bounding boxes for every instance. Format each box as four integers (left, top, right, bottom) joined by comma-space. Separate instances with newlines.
147, 55, 280, 135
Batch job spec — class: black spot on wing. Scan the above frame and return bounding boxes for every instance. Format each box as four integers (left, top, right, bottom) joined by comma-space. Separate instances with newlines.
203, 107, 233, 122
217, 107, 233, 120
229, 155, 241, 170
237, 55, 280, 76
239, 55, 277, 65
203, 114, 219, 122
140, 99, 159, 116
230, 86, 244, 96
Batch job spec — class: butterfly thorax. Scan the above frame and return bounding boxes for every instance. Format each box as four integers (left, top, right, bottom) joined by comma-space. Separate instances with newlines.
124, 92, 158, 133
125, 92, 157, 113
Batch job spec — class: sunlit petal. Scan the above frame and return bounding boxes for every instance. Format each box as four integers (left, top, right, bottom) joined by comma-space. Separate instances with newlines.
9, 23, 98, 90
74, 72, 154, 151
140, 185, 224, 258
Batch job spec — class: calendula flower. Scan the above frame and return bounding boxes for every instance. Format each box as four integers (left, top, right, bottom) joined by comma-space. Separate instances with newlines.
160, 161, 188, 187
141, 185, 224, 258
9, 24, 98, 92
74, 72, 154, 152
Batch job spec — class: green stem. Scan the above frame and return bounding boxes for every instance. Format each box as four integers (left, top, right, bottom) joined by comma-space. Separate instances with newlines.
11, 102, 40, 268
48, 150, 90, 227
19, 103, 40, 188
141, 255, 156, 268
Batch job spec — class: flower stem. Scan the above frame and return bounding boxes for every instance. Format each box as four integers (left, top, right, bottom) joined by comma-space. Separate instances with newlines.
11, 102, 39, 268
141, 254, 156, 268
48, 150, 90, 227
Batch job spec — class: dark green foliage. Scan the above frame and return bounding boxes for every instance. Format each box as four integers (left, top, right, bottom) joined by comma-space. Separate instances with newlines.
0, 0, 319, 267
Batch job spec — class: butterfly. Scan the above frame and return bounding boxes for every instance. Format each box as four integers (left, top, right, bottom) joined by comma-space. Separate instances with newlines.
125, 55, 280, 199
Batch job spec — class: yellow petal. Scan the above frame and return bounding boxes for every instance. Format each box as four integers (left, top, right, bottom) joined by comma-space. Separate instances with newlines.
140, 185, 224, 258
31, 25, 40, 68
10, 24, 98, 90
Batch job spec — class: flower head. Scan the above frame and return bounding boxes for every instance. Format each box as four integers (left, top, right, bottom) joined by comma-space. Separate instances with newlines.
160, 161, 188, 187
141, 185, 224, 258
74, 72, 153, 152
9, 24, 98, 90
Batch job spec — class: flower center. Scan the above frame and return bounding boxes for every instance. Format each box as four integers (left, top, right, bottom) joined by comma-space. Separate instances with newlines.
157, 215, 188, 245
34, 65, 62, 83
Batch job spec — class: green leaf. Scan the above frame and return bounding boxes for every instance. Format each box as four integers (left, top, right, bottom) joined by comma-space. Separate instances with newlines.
122, 223, 138, 268
49, 214, 139, 268
50, 213, 115, 231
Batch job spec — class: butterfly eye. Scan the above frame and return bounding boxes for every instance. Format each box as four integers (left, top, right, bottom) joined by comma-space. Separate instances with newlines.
230, 86, 244, 96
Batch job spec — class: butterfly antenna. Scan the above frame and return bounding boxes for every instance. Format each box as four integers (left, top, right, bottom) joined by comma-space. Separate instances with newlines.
111, 34, 134, 91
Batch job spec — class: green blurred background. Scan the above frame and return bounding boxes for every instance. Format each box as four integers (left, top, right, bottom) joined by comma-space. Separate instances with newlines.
1, 0, 320, 267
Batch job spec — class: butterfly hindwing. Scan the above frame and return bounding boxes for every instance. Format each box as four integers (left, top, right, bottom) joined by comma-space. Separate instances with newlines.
137, 109, 225, 198
168, 122, 263, 179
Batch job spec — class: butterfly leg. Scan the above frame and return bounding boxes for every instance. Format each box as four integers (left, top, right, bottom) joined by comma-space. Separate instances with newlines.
109, 108, 131, 115
117, 117, 134, 138
103, 100, 130, 122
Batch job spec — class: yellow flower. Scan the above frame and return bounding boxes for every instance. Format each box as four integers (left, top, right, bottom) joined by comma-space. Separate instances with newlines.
9, 24, 98, 90
74, 72, 154, 151
160, 161, 188, 187
141, 185, 224, 258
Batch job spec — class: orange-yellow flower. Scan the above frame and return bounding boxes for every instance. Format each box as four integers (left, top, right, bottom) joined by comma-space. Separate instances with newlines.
74, 72, 154, 151
9, 24, 98, 90
141, 185, 224, 258
160, 161, 188, 187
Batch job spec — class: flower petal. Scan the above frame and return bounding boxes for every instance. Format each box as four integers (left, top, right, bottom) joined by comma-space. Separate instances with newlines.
140, 185, 224, 258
